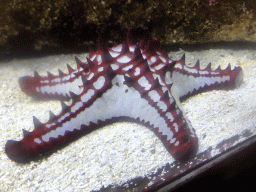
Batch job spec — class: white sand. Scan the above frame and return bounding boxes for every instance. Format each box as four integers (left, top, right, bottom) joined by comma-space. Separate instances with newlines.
0, 48, 255, 191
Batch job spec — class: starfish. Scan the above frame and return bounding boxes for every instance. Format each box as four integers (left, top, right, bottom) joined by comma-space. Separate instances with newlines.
5, 28, 243, 163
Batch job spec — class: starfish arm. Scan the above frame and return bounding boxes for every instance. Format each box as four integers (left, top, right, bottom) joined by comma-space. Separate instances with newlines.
171, 55, 243, 101
124, 53, 198, 160
6, 65, 115, 163
18, 44, 133, 101
18, 60, 87, 100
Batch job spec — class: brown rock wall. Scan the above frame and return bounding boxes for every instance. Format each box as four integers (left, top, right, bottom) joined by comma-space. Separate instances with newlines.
1, 0, 256, 55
